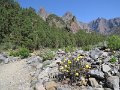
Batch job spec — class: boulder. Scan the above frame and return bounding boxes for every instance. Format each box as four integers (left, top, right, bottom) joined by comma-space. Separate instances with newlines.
106, 76, 119, 90
36, 63, 43, 69
88, 69, 104, 79
89, 78, 99, 87
104, 88, 112, 90
102, 64, 111, 72
0, 54, 8, 64
35, 83, 45, 90
27, 56, 43, 67
93, 88, 104, 90
76, 50, 84, 54
38, 67, 49, 79
44, 81, 58, 90
42, 60, 52, 68
90, 49, 102, 60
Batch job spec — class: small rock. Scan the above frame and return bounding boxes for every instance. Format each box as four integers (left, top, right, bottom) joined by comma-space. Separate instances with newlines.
90, 49, 102, 60
102, 52, 108, 57
57, 86, 72, 90
4, 58, 9, 64
93, 88, 104, 90
38, 68, 49, 79
89, 78, 99, 87
42, 60, 51, 68
36, 63, 43, 69
104, 88, 112, 90
35, 83, 45, 90
0, 54, 8, 64
103, 56, 111, 63
102, 64, 111, 72
27, 56, 43, 66
44, 81, 58, 90
76, 50, 84, 54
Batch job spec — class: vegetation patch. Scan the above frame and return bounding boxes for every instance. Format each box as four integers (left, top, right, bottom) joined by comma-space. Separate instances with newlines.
110, 56, 117, 64
9, 48, 30, 58
39, 49, 55, 61
57, 54, 91, 85
107, 35, 120, 50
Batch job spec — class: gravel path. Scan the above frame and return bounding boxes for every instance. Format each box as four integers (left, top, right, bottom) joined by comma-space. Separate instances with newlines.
0, 60, 32, 90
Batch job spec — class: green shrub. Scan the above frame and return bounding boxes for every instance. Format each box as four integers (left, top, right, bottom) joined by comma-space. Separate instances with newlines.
64, 46, 76, 53
110, 56, 117, 63
9, 48, 30, 58
18, 48, 30, 58
39, 49, 55, 61
82, 45, 92, 51
107, 35, 120, 50
9, 50, 19, 57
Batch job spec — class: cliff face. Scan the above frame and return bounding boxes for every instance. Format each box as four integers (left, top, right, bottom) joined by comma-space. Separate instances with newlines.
38, 8, 120, 34
38, 8, 49, 21
88, 17, 120, 35
62, 12, 81, 33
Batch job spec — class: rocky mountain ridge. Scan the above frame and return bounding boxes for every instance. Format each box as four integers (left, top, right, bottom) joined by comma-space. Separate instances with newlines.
38, 8, 120, 34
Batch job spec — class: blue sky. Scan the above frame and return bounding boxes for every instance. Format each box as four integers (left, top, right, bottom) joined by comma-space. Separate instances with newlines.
17, 0, 120, 22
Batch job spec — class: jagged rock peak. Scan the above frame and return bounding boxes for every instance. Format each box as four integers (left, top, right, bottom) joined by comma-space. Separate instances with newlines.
39, 8, 47, 14
64, 12, 73, 17
62, 11, 74, 22
38, 7, 49, 21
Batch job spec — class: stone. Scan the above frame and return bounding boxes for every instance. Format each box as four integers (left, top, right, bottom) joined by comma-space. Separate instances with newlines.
93, 88, 104, 90
88, 69, 104, 79
57, 49, 65, 55
42, 60, 52, 68
44, 81, 58, 90
90, 49, 102, 60
102, 52, 108, 57
89, 78, 99, 87
8, 56, 20, 62
57, 85, 79, 90
106, 76, 119, 90
0, 54, 8, 63
104, 88, 112, 90
103, 56, 111, 63
102, 64, 111, 72
57, 86, 72, 90
36, 63, 43, 69
35, 83, 45, 90
76, 50, 84, 54
4, 58, 9, 64
27, 56, 43, 67
38, 67, 49, 79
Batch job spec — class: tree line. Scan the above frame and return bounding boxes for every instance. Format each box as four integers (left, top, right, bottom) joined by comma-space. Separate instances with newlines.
0, 0, 105, 50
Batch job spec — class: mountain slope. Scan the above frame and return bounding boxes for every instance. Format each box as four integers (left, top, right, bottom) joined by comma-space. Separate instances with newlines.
88, 17, 120, 35
38, 8, 120, 35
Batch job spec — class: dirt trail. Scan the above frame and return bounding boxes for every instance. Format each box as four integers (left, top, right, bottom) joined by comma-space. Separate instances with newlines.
0, 60, 32, 90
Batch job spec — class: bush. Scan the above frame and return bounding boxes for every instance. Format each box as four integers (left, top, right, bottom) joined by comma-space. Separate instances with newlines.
9, 50, 19, 57
9, 48, 30, 58
18, 48, 30, 58
57, 54, 91, 84
64, 46, 76, 53
81, 45, 93, 51
39, 49, 55, 61
110, 56, 117, 64
107, 35, 120, 50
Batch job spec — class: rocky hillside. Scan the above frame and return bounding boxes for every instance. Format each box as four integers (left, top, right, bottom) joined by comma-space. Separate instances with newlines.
0, 47, 120, 90
38, 8, 120, 34
88, 17, 120, 35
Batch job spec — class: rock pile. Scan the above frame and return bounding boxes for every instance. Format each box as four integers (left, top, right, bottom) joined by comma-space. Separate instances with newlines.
0, 48, 119, 90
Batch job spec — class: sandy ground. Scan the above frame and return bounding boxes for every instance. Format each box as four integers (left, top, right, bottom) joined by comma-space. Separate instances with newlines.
0, 60, 32, 90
